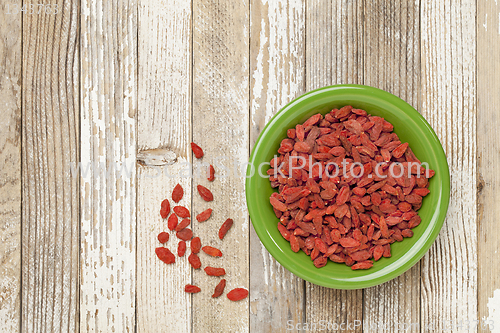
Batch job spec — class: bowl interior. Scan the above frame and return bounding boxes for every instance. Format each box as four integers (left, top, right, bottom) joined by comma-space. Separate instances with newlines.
246, 85, 450, 289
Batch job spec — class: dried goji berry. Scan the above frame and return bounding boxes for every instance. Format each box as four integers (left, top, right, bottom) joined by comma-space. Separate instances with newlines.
197, 185, 214, 202
176, 228, 193, 241
204, 266, 226, 276
155, 247, 175, 264
208, 165, 215, 182
188, 252, 201, 269
172, 184, 184, 203
212, 279, 226, 298
178, 240, 186, 257
196, 208, 212, 222
202, 246, 222, 257
191, 142, 204, 159
185, 284, 201, 293
191, 237, 201, 253
175, 218, 191, 232
160, 199, 170, 218
219, 218, 233, 240
227, 288, 248, 301
167, 213, 178, 231
157, 232, 169, 243
173, 206, 190, 218
351, 260, 374, 270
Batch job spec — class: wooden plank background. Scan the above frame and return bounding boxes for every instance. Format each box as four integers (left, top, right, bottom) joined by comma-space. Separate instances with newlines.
0, 0, 498, 332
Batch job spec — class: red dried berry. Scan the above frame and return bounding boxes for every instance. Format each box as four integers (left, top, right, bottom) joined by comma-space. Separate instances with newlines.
155, 247, 175, 264
351, 260, 374, 270
188, 253, 201, 269
202, 246, 222, 257
204, 266, 226, 276
185, 284, 201, 293
191, 237, 201, 253
227, 288, 249, 301
160, 199, 170, 218
197, 185, 214, 202
157, 232, 169, 243
208, 165, 215, 182
212, 279, 226, 298
178, 240, 187, 257
167, 214, 178, 231
196, 208, 212, 222
191, 142, 204, 159
173, 206, 190, 218
172, 184, 184, 203
176, 228, 193, 241
218, 218, 233, 240
175, 218, 191, 232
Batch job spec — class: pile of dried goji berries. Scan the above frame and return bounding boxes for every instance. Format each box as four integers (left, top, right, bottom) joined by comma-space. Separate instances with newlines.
155, 142, 248, 301
268, 106, 434, 270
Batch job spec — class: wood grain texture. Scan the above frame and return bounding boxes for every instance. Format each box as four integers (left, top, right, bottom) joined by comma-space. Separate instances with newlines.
305, 1, 363, 331
191, 0, 250, 332
80, 0, 137, 331
363, 1, 420, 331
136, 0, 192, 332
477, 0, 500, 328
21, 0, 80, 332
0, 1, 22, 331
249, 1, 306, 332
420, 0, 477, 330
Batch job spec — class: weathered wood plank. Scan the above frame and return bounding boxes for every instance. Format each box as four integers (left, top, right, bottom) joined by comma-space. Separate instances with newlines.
191, 0, 250, 332
136, 0, 192, 332
0, 1, 22, 331
21, 0, 80, 331
80, 0, 137, 331
477, 0, 500, 328
305, 1, 363, 331
249, 1, 306, 332
363, 1, 421, 331
420, 0, 477, 330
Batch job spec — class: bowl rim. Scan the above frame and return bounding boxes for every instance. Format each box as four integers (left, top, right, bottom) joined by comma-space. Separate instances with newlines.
245, 84, 450, 289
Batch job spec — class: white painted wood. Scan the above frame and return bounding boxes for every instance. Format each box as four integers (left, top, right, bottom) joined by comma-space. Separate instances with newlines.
305, 1, 363, 330
80, 0, 137, 331
136, 0, 192, 332
477, 0, 500, 327
249, 1, 306, 332
191, 0, 250, 332
363, 1, 421, 331
21, 1, 80, 332
0, 1, 22, 330
420, 0, 477, 330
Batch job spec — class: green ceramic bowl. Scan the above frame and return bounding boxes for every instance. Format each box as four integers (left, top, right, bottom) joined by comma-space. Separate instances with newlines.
245, 84, 450, 289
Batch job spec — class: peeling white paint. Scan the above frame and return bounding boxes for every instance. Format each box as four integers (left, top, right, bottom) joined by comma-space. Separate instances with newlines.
487, 289, 500, 333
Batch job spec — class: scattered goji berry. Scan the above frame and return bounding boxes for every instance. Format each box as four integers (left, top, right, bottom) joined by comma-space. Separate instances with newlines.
191, 237, 201, 254
176, 228, 193, 241
191, 142, 204, 159
212, 279, 226, 298
208, 165, 215, 182
188, 253, 201, 269
196, 208, 212, 222
185, 284, 201, 293
173, 206, 190, 218
202, 246, 222, 257
172, 184, 184, 203
218, 218, 233, 240
155, 247, 175, 264
157, 232, 169, 243
178, 241, 186, 257
227, 288, 248, 301
204, 266, 226, 276
197, 185, 213, 202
